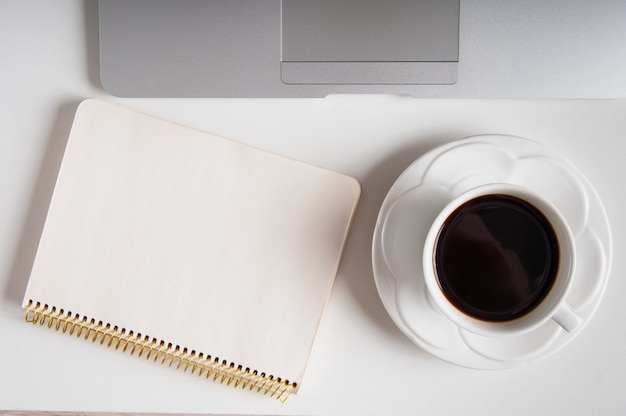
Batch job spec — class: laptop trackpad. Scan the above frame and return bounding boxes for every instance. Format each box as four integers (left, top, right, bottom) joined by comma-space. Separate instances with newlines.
280, 0, 459, 85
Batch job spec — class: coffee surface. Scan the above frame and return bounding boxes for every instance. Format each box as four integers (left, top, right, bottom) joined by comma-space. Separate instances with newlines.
434, 195, 559, 321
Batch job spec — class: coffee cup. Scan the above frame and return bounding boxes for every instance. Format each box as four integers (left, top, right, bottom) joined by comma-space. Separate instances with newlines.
422, 183, 582, 337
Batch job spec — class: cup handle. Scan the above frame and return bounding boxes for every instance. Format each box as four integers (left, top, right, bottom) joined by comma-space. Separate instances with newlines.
552, 303, 583, 332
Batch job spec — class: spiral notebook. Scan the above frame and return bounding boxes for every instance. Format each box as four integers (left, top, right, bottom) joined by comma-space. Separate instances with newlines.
22, 99, 360, 401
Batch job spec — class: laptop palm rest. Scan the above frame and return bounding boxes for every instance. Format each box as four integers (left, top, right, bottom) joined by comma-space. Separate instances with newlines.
99, 0, 459, 97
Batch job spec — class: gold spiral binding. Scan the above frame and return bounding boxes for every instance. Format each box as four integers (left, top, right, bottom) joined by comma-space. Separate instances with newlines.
24, 300, 296, 402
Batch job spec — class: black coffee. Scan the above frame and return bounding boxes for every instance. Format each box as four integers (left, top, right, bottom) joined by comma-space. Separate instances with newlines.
434, 194, 559, 322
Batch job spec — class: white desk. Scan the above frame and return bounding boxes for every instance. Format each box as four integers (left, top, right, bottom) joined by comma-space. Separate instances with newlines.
2, 2, 625, 415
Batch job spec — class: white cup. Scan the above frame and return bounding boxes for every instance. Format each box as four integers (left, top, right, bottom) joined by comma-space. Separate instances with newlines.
422, 183, 582, 337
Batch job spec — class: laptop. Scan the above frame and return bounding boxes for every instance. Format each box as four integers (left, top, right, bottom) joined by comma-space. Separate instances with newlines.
99, 0, 626, 98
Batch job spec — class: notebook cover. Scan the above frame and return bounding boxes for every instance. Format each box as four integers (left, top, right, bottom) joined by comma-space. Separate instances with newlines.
22, 99, 360, 397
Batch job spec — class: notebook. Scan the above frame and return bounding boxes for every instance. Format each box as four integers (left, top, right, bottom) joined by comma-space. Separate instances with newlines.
22, 99, 360, 401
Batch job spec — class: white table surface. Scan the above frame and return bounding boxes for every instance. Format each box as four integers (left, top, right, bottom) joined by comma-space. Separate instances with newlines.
2, 2, 625, 415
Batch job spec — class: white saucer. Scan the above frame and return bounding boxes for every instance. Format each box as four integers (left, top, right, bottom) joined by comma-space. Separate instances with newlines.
372, 135, 612, 369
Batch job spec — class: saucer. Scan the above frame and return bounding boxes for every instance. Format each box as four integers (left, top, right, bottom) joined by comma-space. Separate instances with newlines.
372, 135, 612, 369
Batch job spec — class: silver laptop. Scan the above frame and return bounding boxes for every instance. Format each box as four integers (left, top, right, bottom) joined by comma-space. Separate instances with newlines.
99, 0, 626, 98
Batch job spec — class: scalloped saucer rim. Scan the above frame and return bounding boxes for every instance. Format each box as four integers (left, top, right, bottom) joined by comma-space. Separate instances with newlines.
372, 134, 612, 369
